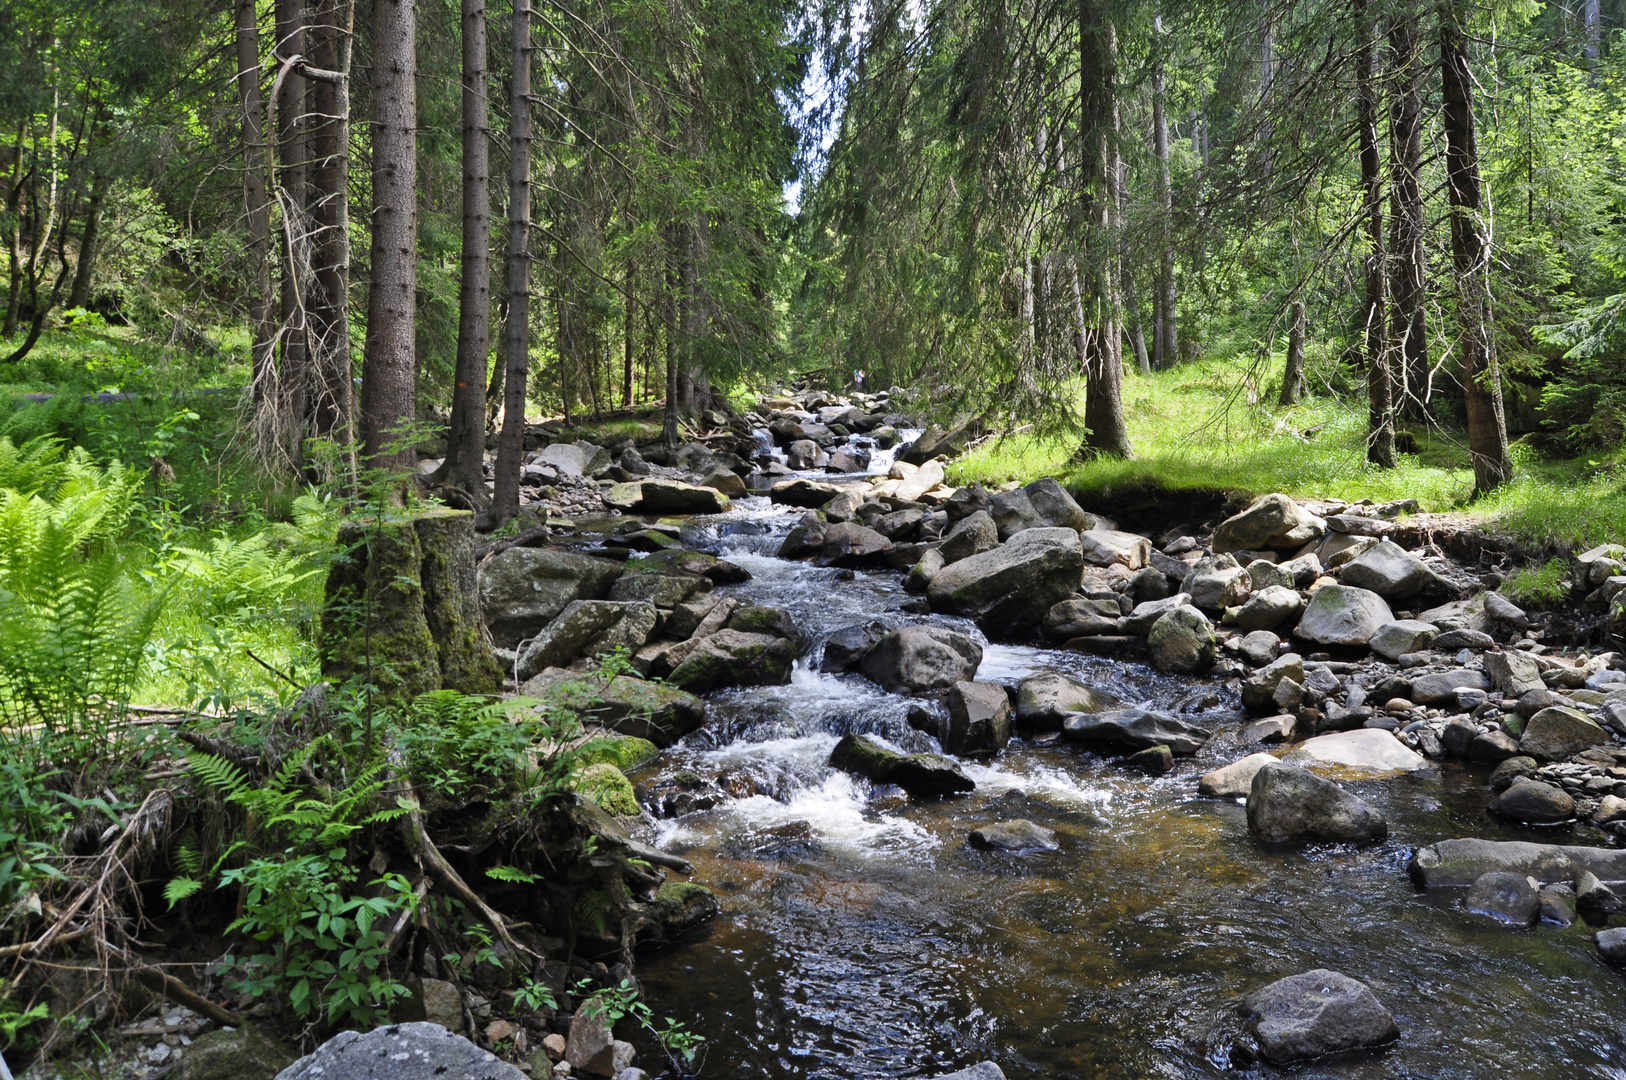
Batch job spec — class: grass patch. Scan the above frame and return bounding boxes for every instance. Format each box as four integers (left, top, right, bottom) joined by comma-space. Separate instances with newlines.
1501, 557, 1571, 608
947, 358, 1626, 550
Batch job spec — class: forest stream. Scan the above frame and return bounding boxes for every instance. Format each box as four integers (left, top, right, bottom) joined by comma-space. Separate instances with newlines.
568, 483, 1626, 1080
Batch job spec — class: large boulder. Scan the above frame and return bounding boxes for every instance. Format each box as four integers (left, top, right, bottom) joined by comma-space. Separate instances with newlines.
1120, 592, 1192, 636
1246, 764, 1387, 844
1062, 708, 1211, 755
1465, 871, 1540, 926
987, 478, 1098, 538
859, 625, 983, 694
817, 521, 894, 567
1483, 650, 1546, 697
274, 1023, 526, 1080
1146, 604, 1217, 674
1338, 540, 1431, 598
1240, 969, 1398, 1064
630, 478, 732, 514
938, 681, 1014, 756
1489, 779, 1575, 824
1280, 729, 1427, 777
940, 510, 1000, 563
769, 478, 845, 509
1013, 671, 1120, 731
1410, 668, 1492, 705
1242, 653, 1305, 711
174, 1025, 297, 1080
667, 630, 795, 694
514, 600, 658, 680
519, 671, 706, 747
895, 459, 945, 502
1408, 838, 1626, 889
1520, 706, 1609, 761
1368, 619, 1439, 661
1232, 586, 1302, 632
1043, 597, 1121, 639
927, 527, 1084, 632
1213, 493, 1325, 553
479, 547, 624, 649
1293, 585, 1394, 647
821, 621, 891, 672
827, 733, 975, 797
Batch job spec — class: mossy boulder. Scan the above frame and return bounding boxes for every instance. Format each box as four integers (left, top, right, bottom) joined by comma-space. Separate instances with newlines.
572, 763, 641, 817
322, 509, 502, 703
668, 630, 795, 694
171, 1024, 297, 1080
725, 604, 798, 642
826, 732, 975, 798
581, 735, 660, 771
520, 671, 707, 746
648, 881, 720, 942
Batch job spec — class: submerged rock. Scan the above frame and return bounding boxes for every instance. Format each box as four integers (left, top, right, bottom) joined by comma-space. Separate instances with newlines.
1408, 838, 1626, 889
275, 1022, 526, 1080
1464, 871, 1540, 926
1246, 764, 1387, 844
1240, 969, 1398, 1063
827, 733, 975, 797
968, 819, 1059, 853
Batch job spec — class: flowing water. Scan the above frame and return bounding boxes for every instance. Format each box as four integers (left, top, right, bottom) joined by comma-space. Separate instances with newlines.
612, 498, 1626, 1079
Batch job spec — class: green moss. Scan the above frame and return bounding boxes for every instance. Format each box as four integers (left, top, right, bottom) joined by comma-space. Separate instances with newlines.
572, 762, 641, 817
580, 735, 659, 770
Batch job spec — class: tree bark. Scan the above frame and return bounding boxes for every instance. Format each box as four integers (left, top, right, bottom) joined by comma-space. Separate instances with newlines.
1280, 298, 1306, 405
1358, 0, 1393, 468
66, 170, 108, 310
273, 0, 308, 469
622, 260, 635, 407
440, 0, 492, 497
234, 0, 276, 408
1585, 0, 1602, 64
490, 0, 532, 528
306, 0, 355, 459
1388, 12, 1428, 419
1078, 6, 1132, 459
1440, 5, 1511, 494
1152, 12, 1176, 369
361, 0, 419, 480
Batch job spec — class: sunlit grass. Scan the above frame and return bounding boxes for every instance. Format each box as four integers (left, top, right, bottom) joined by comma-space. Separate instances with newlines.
948, 358, 1626, 550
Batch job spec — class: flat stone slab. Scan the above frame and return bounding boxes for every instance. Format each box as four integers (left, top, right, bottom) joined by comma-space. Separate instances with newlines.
1280, 729, 1427, 778
1409, 838, 1626, 889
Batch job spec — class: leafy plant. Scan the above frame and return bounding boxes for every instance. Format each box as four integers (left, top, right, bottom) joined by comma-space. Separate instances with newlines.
1503, 558, 1570, 608
578, 977, 706, 1075
512, 978, 558, 1014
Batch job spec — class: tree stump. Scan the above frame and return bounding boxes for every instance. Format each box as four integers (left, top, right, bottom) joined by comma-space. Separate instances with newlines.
321, 507, 502, 702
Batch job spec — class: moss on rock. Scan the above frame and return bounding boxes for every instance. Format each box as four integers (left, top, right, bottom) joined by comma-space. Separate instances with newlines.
581, 735, 659, 770
573, 762, 641, 816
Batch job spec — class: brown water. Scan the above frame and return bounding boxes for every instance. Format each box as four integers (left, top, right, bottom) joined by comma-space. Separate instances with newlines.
618, 499, 1626, 1079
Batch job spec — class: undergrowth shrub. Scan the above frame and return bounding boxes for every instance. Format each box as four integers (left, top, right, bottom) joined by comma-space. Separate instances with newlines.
1503, 557, 1571, 608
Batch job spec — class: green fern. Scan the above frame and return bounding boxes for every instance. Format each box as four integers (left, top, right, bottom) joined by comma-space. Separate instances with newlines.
486, 865, 540, 884
164, 877, 203, 909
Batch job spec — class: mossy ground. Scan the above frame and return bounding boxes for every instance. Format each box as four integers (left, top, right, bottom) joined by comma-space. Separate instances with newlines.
572, 762, 641, 816
949, 358, 1626, 551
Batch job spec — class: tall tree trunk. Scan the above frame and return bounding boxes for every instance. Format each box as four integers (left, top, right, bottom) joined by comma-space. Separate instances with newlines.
622, 260, 635, 407
1585, 0, 1602, 64
661, 226, 680, 447
1388, 12, 1428, 419
1440, 5, 1511, 495
234, 0, 275, 408
1079, 6, 1132, 459
1152, 13, 1175, 369
440, 0, 491, 497
1280, 298, 1306, 405
306, 0, 354, 459
67, 170, 108, 310
272, 0, 308, 469
490, 0, 532, 527
1358, 0, 1393, 468
360, 0, 419, 478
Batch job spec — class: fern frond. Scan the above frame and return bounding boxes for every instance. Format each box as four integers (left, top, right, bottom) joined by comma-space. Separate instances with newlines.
185, 752, 249, 797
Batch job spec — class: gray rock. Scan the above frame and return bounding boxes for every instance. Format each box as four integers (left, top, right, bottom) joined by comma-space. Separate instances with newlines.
818, 521, 894, 567
1410, 669, 1492, 705
1487, 755, 1538, 793
1484, 591, 1530, 627
785, 439, 819, 469
1483, 649, 1545, 697
940, 681, 1014, 756
667, 630, 795, 694
1013, 671, 1120, 731
515, 601, 659, 680
1147, 604, 1217, 673
1519, 706, 1609, 761
1121, 592, 1193, 636
1181, 554, 1253, 612
1294, 586, 1394, 647
940, 510, 1001, 563
827, 733, 975, 797
1279, 729, 1426, 776
480, 548, 625, 649
1239, 715, 1295, 744
1241, 969, 1398, 1064
1213, 493, 1326, 553
1368, 620, 1439, 661
905, 548, 947, 593
1443, 716, 1484, 757
1199, 752, 1279, 798
1078, 529, 1152, 570
1239, 630, 1282, 667
821, 622, 890, 672
930, 1065, 1006, 1080
1062, 708, 1211, 755
987, 477, 1096, 538
519, 672, 705, 747
859, 625, 983, 694
1433, 628, 1496, 651
1246, 764, 1387, 844
927, 527, 1085, 631
1233, 585, 1303, 632
874, 508, 925, 540
1468, 728, 1520, 763
1408, 837, 1626, 889
1540, 883, 1576, 926
1577, 871, 1623, 916
1339, 540, 1430, 598
1277, 553, 1324, 588
1127, 565, 1175, 605
1464, 871, 1540, 925
1247, 559, 1296, 591
1598, 927, 1626, 963
968, 819, 1058, 852
632, 479, 732, 514
1043, 597, 1121, 639
1242, 653, 1305, 711
1489, 779, 1575, 824
274, 1023, 527, 1080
